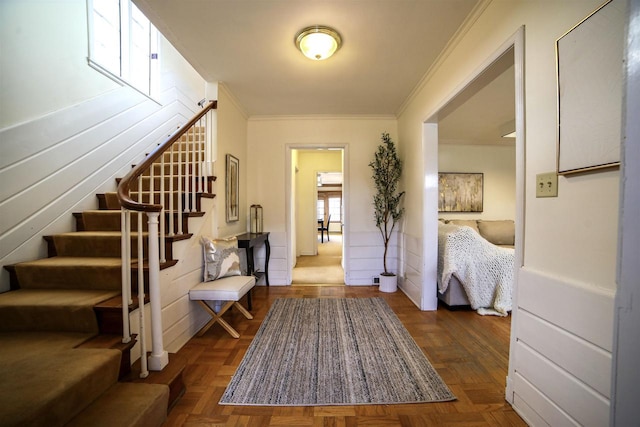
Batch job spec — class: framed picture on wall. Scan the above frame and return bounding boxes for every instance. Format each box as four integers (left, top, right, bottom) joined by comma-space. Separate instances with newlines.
556, 0, 625, 174
226, 154, 239, 222
438, 173, 483, 213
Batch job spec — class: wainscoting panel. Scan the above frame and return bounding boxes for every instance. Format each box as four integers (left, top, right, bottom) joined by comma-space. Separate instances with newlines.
512, 267, 614, 427
512, 377, 571, 427
518, 268, 614, 351
1, 88, 144, 169
515, 342, 609, 427
0, 100, 161, 234
253, 231, 287, 285
347, 231, 398, 285
517, 309, 611, 397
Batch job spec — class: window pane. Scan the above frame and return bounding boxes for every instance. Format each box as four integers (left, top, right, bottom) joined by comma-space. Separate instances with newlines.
328, 197, 341, 222
89, 0, 156, 96
129, 2, 150, 92
92, 0, 120, 75
317, 200, 325, 220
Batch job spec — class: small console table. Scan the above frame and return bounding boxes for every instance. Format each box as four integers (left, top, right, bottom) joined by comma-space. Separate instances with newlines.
236, 232, 270, 286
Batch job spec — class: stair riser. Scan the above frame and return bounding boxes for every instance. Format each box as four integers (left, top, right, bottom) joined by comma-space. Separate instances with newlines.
47, 235, 149, 259
78, 211, 196, 234
14, 264, 123, 291
0, 305, 100, 334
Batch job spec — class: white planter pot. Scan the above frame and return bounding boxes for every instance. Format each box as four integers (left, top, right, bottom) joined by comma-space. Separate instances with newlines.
379, 274, 397, 293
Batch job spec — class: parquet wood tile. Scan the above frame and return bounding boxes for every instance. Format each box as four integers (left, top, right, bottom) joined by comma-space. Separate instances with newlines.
164, 285, 526, 426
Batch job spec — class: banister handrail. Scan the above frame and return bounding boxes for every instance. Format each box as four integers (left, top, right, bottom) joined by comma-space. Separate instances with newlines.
116, 99, 217, 376
117, 100, 217, 211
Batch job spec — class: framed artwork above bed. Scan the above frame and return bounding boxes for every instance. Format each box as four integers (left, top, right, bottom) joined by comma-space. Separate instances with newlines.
438, 173, 483, 212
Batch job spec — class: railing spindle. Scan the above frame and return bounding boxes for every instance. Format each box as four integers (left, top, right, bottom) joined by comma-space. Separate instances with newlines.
159, 155, 166, 262
197, 119, 203, 193
120, 208, 131, 344
183, 132, 190, 214
177, 137, 183, 234
168, 144, 175, 236
137, 180, 148, 378
191, 128, 197, 212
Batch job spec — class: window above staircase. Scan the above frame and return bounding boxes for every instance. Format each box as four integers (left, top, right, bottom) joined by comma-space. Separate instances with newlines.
88, 0, 159, 97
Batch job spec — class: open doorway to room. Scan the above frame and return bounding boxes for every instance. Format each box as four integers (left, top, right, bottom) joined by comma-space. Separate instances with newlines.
422, 29, 524, 402
436, 47, 516, 308
290, 148, 345, 285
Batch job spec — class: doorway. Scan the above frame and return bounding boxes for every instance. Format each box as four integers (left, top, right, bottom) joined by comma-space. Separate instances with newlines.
422, 28, 525, 403
287, 146, 346, 285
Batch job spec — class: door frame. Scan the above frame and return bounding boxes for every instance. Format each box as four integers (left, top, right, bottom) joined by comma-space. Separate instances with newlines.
285, 144, 349, 284
610, 4, 640, 423
421, 27, 525, 402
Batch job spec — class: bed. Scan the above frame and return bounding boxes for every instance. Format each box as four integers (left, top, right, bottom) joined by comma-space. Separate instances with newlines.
437, 221, 515, 316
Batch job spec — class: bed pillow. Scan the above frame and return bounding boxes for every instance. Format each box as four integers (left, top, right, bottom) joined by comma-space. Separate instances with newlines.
477, 220, 515, 246
201, 236, 243, 282
447, 219, 480, 234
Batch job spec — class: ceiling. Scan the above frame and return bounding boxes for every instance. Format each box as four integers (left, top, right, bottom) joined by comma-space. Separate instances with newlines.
135, 0, 514, 145
438, 48, 516, 145
135, 0, 480, 117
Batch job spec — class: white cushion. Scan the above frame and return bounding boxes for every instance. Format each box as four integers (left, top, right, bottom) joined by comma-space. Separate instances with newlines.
189, 275, 255, 301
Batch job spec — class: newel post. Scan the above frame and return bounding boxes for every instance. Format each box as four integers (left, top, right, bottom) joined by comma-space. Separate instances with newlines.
146, 211, 169, 371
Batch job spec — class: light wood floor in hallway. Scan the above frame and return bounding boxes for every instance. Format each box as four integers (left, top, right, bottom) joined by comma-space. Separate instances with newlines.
165, 286, 526, 426
292, 233, 344, 285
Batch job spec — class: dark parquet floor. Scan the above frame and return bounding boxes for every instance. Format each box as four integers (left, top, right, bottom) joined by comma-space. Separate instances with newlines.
164, 285, 526, 426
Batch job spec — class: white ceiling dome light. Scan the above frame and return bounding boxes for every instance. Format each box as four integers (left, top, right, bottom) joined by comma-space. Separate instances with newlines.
295, 26, 342, 60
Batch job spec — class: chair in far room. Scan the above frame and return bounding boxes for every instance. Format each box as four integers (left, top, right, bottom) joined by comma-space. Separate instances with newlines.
318, 214, 331, 243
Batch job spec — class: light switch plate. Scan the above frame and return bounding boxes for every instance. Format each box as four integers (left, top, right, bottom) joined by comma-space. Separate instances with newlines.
536, 172, 558, 197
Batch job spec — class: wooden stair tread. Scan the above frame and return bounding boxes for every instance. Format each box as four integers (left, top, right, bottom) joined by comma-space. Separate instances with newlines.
76, 333, 137, 351
94, 294, 147, 311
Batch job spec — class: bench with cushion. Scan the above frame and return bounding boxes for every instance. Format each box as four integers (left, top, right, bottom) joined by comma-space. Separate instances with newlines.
190, 236, 255, 338
190, 275, 255, 338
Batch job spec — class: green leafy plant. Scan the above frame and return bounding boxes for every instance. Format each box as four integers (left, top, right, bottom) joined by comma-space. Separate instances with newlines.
369, 132, 405, 275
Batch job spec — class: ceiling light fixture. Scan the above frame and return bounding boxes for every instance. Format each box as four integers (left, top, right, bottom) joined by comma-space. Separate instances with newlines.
295, 25, 342, 60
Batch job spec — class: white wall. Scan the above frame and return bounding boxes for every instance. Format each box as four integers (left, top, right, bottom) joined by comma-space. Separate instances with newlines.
398, 0, 621, 425
214, 84, 249, 239
438, 144, 516, 221
247, 117, 397, 285
296, 150, 342, 256
0, 0, 114, 128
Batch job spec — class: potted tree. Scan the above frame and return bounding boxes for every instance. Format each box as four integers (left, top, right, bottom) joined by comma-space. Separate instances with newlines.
369, 132, 405, 292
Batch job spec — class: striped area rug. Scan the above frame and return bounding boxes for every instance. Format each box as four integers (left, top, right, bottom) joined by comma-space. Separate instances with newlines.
220, 298, 455, 406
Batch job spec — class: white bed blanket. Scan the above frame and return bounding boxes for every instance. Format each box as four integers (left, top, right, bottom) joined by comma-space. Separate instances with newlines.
438, 223, 514, 316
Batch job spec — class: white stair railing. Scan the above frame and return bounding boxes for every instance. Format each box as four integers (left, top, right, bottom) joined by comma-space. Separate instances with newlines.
117, 101, 217, 375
